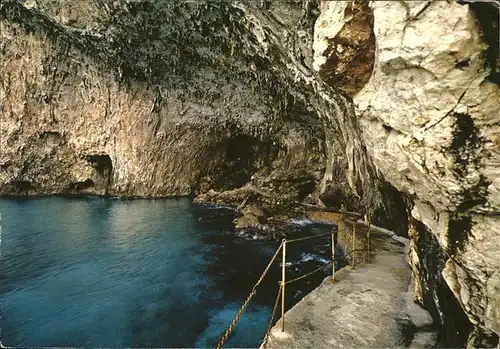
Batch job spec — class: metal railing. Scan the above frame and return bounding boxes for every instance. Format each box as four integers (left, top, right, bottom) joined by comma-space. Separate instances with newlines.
216, 211, 372, 349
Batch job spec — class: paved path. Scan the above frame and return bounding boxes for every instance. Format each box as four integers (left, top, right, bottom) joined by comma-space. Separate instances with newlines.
263, 234, 436, 348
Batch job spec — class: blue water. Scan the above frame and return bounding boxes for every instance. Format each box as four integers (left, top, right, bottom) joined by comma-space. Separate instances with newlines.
0, 197, 336, 348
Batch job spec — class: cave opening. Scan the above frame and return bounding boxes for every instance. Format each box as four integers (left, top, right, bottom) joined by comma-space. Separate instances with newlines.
84, 154, 113, 195
11, 180, 33, 193
297, 180, 316, 201
372, 181, 411, 237
447, 215, 472, 256
211, 134, 278, 191
86, 154, 113, 178
67, 179, 95, 192
319, 186, 353, 211
465, 1, 500, 85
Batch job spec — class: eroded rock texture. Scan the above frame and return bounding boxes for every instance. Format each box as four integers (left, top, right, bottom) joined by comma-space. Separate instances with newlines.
314, 0, 500, 346
1, 0, 388, 220
1, 0, 499, 346
1, 0, 328, 204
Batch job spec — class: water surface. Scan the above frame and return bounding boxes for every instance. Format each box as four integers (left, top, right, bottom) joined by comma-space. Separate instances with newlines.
1, 197, 337, 347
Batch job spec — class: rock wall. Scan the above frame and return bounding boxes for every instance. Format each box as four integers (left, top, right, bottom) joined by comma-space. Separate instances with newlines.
314, 0, 500, 345
1, 0, 386, 221
0, 0, 328, 203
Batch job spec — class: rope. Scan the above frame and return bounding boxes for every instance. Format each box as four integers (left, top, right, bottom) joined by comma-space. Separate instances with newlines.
217, 214, 373, 348
286, 231, 332, 243
284, 249, 371, 286
261, 282, 283, 348
285, 262, 333, 285
215, 241, 284, 349
299, 203, 362, 216
343, 248, 370, 258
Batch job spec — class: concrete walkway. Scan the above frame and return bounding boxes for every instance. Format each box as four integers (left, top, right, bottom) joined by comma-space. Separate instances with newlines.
263, 234, 436, 348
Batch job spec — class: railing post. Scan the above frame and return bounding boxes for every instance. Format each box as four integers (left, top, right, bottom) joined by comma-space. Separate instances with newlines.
331, 231, 335, 282
352, 222, 356, 268
281, 239, 286, 332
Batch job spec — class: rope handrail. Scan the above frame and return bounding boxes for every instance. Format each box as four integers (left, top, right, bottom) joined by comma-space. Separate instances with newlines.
261, 282, 283, 348
217, 210, 375, 348
286, 231, 332, 243
285, 261, 333, 285
215, 240, 284, 349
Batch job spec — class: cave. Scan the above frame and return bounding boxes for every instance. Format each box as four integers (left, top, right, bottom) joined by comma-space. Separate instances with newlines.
212, 134, 278, 191
319, 186, 357, 211
372, 181, 411, 238
413, 219, 473, 347
10, 180, 33, 193
66, 178, 95, 192
297, 180, 316, 201
86, 154, 113, 178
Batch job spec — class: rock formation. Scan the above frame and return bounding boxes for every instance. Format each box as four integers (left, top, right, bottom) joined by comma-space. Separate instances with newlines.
1, 0, 323, 200
1, 0, 499, 346
315, 0, 499, 346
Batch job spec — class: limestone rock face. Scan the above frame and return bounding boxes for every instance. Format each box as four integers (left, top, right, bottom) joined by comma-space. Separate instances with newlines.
314, 0, 500, 343
313, 1, 375, 97
355, 1, 499, 214
0, 0, 327, 200
1, 0, 379, 223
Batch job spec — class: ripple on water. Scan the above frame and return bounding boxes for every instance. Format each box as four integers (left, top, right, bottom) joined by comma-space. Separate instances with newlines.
1, 197, 336, 347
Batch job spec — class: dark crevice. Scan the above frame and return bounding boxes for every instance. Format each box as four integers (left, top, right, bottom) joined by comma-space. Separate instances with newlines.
66, 178, 95, 192
485, 72, 500, 85
455, 59, 470, 69
372, 180, 411, 237
447, 112, 490, 214
412, 219, 473, 347
469, 329, 500, 348
447, 215, 472, 256
448, 112, 483, 178
86, 154, 113, 177
382, 124, 393, 132
85, 154, 113, 194
468, 1, 499, 83
38, 131, 62, 140
409, 1, 432, 21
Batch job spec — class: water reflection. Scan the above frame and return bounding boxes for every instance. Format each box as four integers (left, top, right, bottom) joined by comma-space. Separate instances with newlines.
1, 197, 337, 348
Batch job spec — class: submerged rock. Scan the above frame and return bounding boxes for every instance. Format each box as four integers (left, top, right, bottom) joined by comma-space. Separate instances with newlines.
234, 204, 266, 229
